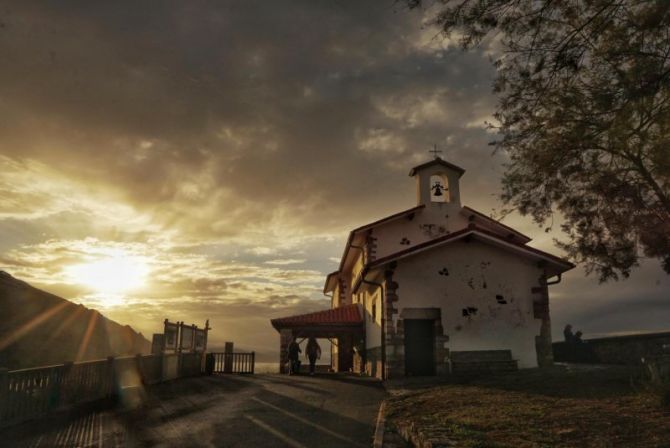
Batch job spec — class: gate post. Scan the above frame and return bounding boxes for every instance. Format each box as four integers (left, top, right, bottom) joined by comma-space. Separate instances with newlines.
279, 329, 292, 374
205, 353, 215, 375
223, 342, 234, 373
106, 356, 116, 400
0, 368, 8, 421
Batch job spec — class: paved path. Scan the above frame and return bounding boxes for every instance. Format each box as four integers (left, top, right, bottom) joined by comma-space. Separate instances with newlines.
2, 373, 386, 447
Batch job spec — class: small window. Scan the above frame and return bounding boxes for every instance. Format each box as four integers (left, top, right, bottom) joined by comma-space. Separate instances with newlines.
430, 174, 449, 202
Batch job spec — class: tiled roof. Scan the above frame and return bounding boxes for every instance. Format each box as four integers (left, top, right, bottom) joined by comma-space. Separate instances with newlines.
408, 157, 466, 177
271, 304, 363, 330
461, 206, 532, 243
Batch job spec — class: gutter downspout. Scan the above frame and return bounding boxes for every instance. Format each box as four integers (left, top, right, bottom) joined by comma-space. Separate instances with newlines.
546, 273, 562, 286
361, 269, 386, 380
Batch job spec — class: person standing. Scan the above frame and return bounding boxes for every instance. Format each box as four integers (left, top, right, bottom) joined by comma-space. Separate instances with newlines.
563, 324, 575, 343
305, 337, 321, 376
287, 337, 301, 375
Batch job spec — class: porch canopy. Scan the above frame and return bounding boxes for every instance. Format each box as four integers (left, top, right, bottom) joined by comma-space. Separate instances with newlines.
270, 303, 364, 338
271, 304, 364, 373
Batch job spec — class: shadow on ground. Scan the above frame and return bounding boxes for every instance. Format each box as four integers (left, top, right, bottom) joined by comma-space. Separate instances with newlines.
386, 364, 643, 399
469, 364, 643, 399
1, 373, 386, 448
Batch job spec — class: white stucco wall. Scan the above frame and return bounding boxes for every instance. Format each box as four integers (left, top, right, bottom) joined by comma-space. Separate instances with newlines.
352, 288, 382, 350
392, 239, 545, 368
351, 252, 365, 289
370, 202, 468, 260
332, 283, 341, 307
364, 289, 382, 349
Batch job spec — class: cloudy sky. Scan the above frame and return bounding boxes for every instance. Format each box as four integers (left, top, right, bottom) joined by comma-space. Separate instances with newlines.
1, 1, 668, 360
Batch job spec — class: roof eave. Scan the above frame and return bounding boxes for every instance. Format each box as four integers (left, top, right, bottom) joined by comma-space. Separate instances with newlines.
323, 271, 340, 294
337, 204, 425, 273
366, 226, 574, 274
408, 158, 466, 177
460, 206, 533, 243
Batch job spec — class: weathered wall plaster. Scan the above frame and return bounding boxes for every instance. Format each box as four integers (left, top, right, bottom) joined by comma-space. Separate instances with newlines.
393, 240, 546, 368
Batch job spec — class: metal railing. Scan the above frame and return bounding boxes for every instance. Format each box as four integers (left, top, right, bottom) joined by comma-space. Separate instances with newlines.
209, 352, 255, 374
1, 358, 114, 427
0, 353, 202, 427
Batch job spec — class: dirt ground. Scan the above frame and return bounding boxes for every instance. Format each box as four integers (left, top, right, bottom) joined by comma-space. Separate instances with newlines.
385, 364, 670, 448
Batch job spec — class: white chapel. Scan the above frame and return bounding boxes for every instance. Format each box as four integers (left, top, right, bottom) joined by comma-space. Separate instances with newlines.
272, 157, 574, 379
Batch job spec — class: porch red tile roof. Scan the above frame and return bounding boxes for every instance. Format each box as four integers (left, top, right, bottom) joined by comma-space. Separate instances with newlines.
270, 303, 363, 330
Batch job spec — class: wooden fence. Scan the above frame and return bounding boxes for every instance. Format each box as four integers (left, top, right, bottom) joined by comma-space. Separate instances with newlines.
0, 353, 203, 428
209, 352, 255, 374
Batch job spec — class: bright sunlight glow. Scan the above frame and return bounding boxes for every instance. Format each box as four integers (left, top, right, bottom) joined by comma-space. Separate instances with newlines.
64, 253, 149, 306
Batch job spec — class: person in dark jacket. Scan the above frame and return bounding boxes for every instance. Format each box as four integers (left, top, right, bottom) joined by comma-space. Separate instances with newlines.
563, 324, 575, 343
287, 338, 301, 375
305, 337, 321, 375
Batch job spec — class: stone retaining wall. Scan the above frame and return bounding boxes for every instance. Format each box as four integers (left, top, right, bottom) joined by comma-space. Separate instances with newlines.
553, 331, 670, 365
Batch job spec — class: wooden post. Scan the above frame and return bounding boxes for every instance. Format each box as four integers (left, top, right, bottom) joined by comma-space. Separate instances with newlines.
201, 319, 211, 374
135, 354, 144, 385
204, 319, 211, 352
162, 318, 170, 353
106, 357, 116, 400
177, 321, 183, 353
279, 329, 292, 374
251, 352, 255, 374
0, 368, 8, 421
224, 342, 234, 373
177, 322, 183, 378
61, 361, 73, 407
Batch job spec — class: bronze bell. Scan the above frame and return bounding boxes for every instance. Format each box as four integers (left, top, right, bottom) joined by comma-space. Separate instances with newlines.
432, 182, 444, 196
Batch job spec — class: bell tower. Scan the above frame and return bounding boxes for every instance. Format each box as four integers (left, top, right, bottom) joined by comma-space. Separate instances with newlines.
408, 157, 465, 208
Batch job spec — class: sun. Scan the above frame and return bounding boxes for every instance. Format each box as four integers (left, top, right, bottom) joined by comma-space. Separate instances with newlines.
64, 253, 149, 305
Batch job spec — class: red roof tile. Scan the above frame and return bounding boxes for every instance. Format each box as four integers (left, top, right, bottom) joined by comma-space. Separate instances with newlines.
271, 304, 363, 330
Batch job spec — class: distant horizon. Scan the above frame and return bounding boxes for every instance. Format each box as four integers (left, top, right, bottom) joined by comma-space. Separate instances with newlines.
3, 266, 668, 371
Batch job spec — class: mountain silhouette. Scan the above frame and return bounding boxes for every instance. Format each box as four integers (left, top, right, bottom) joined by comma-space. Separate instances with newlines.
0, 271, 150, 370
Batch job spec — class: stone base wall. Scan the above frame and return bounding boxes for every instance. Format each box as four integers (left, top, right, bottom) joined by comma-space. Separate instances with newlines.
434, 319, 450, 375
279, 329, 293, 374
365, 346, 383, 379
383, 269, 403, 379
353, 350, 364, 374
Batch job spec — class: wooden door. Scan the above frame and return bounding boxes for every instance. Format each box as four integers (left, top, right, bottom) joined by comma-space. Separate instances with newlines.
404, 319, 435, 376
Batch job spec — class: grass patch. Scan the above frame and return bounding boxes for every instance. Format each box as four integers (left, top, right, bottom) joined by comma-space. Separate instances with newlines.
385, 365, 670, 447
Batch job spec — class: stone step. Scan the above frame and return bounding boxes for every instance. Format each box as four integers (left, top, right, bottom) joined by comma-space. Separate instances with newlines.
450, 350, 514, 363
451, 359, 518, 375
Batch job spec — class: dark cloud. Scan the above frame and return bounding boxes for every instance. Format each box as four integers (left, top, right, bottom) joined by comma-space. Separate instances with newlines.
0, 0, 499, 236
0, 1, 667, 358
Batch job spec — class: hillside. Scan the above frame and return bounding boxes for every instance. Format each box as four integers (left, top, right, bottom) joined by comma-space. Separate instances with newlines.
0, 271, 150, 370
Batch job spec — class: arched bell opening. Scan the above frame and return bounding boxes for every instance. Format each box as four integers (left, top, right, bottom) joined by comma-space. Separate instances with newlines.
429, 173, 449, 202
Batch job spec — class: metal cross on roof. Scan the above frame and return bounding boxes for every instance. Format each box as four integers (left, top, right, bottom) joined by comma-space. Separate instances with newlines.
429, 144, 442, 159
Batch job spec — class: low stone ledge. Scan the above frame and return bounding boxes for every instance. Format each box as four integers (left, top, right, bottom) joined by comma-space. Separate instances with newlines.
393, 421, 458, 448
